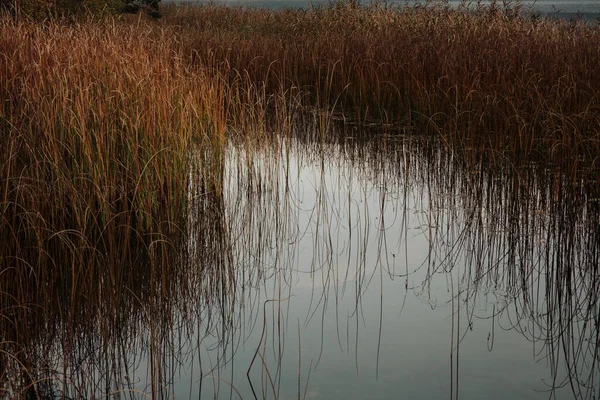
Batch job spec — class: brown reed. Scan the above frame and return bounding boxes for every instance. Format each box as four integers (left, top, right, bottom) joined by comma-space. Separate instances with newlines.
161, 1, 600, 165
1, 1, 600, 396
0, 14, 232, 397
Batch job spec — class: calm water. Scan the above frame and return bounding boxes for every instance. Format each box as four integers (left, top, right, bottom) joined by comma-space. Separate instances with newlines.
189, 128, 597, 399
30, 119, 599, 399
165, 0, 600, 21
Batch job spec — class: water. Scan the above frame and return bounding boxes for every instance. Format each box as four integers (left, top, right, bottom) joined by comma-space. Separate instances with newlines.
187, 129, 598, 399
7, 119, 600, 399
164, 0, 600, 21
22, 118, 598, 399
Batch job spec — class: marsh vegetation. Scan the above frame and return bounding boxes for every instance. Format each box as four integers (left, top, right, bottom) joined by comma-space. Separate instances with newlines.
1, 1, 599, 398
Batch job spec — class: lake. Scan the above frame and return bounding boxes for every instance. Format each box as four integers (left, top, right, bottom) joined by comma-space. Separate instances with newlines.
165, 0, 600, 21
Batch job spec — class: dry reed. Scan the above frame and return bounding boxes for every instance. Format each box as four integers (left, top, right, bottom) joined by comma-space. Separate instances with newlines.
1, 0, 600, 396
159, 1, 600, 164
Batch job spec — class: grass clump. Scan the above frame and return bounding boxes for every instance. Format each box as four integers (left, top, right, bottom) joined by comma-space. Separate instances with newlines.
0, 15, 229, 396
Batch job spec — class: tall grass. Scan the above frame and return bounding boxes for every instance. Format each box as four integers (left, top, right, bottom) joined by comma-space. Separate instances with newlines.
162, 1, 600, 166
1, 1, 600, 397
0, 14, 234, 397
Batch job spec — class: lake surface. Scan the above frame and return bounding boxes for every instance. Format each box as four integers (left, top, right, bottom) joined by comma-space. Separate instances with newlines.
165, 0, 600, 21
30, 119, 599, 399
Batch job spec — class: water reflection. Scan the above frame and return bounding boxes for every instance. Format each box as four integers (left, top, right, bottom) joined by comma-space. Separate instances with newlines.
220, 122, 600, 399
2, 120, 600, 399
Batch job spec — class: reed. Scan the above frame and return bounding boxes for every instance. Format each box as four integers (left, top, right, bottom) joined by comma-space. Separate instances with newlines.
0, 13, 234, 397
1, 0, 600, 397
161, 1, 600, 167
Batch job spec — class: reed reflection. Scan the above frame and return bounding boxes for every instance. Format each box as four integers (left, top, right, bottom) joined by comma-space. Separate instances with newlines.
222, 119, 600, 399
1, 119, 599, 399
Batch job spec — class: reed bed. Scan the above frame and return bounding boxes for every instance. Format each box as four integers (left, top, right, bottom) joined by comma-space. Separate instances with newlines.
160, 1, 600, 166
0, 14, 234, 397
1, 0, 600, 397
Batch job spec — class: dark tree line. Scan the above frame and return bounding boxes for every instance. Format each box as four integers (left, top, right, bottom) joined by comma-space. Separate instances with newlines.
0, 0, 161, 18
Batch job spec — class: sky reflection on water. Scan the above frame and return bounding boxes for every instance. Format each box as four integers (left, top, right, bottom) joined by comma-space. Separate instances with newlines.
170, 128, 598, 399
